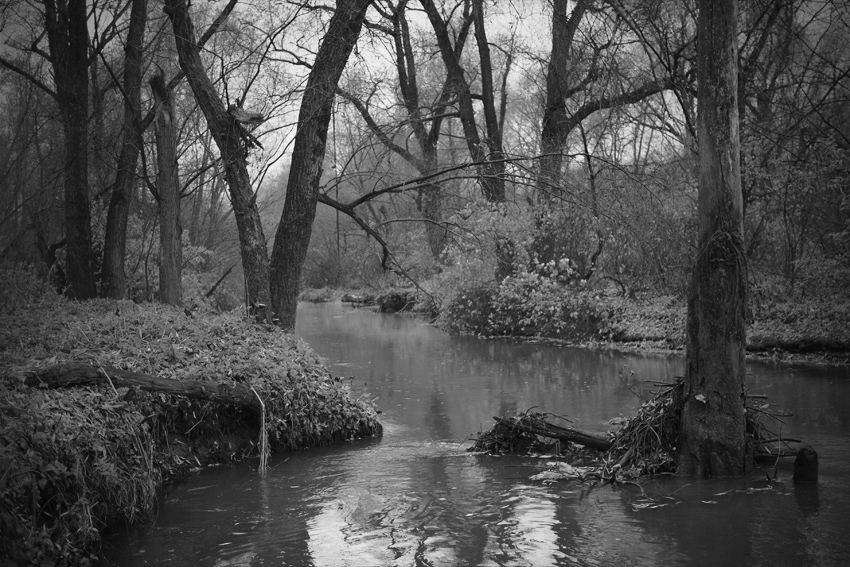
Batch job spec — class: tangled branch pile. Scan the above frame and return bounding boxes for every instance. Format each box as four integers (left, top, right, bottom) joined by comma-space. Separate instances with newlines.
471, 377, 792, 482
604, 380, 683, 476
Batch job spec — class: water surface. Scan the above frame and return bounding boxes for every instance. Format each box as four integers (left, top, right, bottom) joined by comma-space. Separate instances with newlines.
102, 303, 850, 566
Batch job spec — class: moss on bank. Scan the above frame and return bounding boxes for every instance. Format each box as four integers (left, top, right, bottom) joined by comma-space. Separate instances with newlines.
0, 271, 382, 565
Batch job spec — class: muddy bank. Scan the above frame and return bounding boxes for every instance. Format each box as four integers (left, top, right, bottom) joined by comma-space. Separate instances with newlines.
0, 285, 382, 565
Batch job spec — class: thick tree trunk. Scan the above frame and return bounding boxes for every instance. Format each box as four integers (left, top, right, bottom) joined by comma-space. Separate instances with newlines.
150, 73, 183, 307
45, 0, 97, 300
17, 362, 263, 413
537, 0, 588, 200
270, 0, 372, 330
678, 0, 750, 477
164, 0, 272, 322
470, 0, 506, 203
102, 0, 148, 299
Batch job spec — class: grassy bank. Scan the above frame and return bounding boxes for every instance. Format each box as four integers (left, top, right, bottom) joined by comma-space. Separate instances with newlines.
436, 279, 850, 364
0, 271, 382, 565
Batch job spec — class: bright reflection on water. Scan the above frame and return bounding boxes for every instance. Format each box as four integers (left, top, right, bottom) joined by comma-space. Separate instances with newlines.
101, 303, 850, 567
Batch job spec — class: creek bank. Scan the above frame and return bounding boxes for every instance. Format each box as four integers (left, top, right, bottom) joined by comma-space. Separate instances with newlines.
298, 287, 422, 314
439, 287, 850, 365
0, 283, 382, 566
296, 284, 849, 364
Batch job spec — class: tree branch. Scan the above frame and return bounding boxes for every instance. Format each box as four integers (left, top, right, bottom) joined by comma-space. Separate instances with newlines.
139, 0, 240, 132
0, 57, 57, 99
337, 87, 425, 170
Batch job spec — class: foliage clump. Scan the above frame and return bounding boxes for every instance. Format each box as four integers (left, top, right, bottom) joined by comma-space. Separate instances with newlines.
442, 275, 621, 341
0, 383, 158, 566
0, 269, 382, 565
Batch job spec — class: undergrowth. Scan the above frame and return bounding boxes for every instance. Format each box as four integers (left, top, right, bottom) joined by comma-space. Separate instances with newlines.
439, 274, 849, 361
0, 268, 382, 565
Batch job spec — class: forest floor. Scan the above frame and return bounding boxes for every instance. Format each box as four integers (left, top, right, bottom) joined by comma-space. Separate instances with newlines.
0, 273, 382, 566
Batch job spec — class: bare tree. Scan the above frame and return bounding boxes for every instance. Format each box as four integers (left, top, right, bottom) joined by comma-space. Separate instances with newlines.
420, 0, 505, 203
337, 0, 466, 259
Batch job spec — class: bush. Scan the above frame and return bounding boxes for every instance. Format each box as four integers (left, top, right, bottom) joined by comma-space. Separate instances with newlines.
440, 269, 621, 342
442, 286, 497, 335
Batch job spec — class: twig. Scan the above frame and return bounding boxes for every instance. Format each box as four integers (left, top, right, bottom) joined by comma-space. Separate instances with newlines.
97, 366, 119, 397
756, 437, 802, 445
251, 386, 268, 474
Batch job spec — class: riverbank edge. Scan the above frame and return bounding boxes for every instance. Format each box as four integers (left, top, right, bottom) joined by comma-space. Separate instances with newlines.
0, 294, 382, 565
299, 287, 850, 366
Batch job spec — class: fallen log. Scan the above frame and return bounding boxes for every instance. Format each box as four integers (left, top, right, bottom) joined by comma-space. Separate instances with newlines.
14, 362, 262, 413
495, 415, 613, 452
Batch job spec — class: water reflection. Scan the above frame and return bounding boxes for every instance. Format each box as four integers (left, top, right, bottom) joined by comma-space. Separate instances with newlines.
100, 303, 850, 567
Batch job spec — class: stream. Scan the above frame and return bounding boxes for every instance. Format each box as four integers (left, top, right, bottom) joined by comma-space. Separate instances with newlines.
101, 302, 850, 566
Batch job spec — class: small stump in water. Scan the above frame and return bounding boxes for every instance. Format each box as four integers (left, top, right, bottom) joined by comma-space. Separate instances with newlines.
793, 445, 818, 483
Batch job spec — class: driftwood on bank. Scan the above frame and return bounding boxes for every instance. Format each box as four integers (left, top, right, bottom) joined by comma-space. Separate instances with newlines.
494, 415, 613, 451
15, 362, 263, 413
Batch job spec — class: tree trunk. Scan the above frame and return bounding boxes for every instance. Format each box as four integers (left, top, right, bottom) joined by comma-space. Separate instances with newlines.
150, 73, 183, 307
164, 0, 272, 322
422, 181, 445, 258
538, 0, 589, 200
17, 362, 264, 413
102, 0, 148, 299
678, 0, 750, 477
494, 415, 612, 452
44, 0, 97, 300
269, 0, 372, 330
470, 0, 506, 203
189, 138, 211, 247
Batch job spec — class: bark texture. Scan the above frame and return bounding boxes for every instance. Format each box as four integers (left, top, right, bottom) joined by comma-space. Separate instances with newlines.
164, 0, 272, 321
44, 0, 97, 299
150, 73, 183, 307
270, 0, 372, 330
18, 362, 264, 413
494, 416, 612, 452
537, 0, 589, 199
678, 0, 750, 477
102, 0, 148, 299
